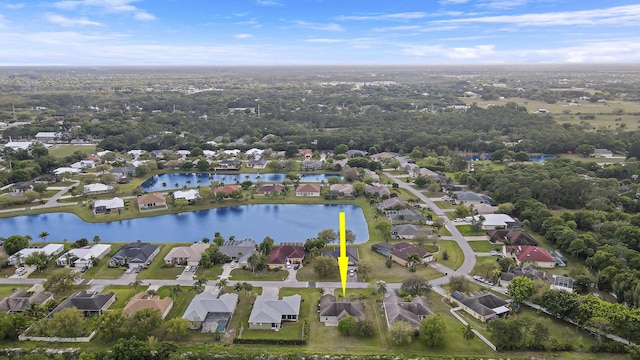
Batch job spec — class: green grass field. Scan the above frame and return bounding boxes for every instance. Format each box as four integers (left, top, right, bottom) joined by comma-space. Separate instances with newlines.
103, 285, 149, 310
456, 224, 487, 236
49, 145, 97, 159
230, 267, 288, 281
468, 240, 502, 253
437, 240, 464, 270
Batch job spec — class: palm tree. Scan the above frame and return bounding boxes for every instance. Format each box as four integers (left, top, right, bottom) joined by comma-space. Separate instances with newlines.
376, 280, 388, 296
186, 180, 192, 188
38, 231, 49, 243
462, 323, 475, 341
196, 179, 202, 187
93, 235, 101, 244
248, 253, 259, 273
130, 280, 142, 293
192, 277, 208, 294
146, 289, 158, 297
170, 285, 183, 302
406, 253, 421, 272
161, 182, 167, 190
216, 278, 228, 290
174, 182, 180, 189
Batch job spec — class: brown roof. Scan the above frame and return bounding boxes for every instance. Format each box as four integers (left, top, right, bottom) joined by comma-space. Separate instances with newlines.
269, 245, 305, 265
390, 242, 431, 261
123, 292, 173, 319
256, 184, 283, 194
488, 230, 537, 246
137, 193, 166, 205
213, 185, 239, 194
295, 184, 321, 193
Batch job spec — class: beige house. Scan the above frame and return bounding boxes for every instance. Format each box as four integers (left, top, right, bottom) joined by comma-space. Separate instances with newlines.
164, 243, 210, 266
137, 193, 168, 211
248, 294, 301, 330
123, 292, 173, 319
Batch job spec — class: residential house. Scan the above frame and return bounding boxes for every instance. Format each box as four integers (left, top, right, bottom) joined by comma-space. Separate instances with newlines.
383, 291, 433, 328
385, 209, 426, 224
256, 184, 283, 196
322, 247, 359, 269
216, 159, 241, 170
369, 152, 399, 161
245, 148, 264, 159
346, 149, 367, 158
10, 181, 33, 192
9, 244, 64, 266
163, 243, 210, 266
49, 290, 116, 317
364, 184, 391, 198
213, 185, 239, 198
127, 150, 145, 159
268, 245, 305, 269
550, 275, 575, 293
150, 150, 171, 159
0, 290, 54, 313
93, 197, 124, 214
56, 244, 112, 269
174, 189, 200, 203
301, 160, 323, 171
83, 183, 114, 195
456, 191, 493, 205
450, 291, 510, 322
176, 150, 191, 158
137, 193, 168, 211
391, 224, 432, 239
363, 169, 379, 181
123, 292, 173, 319
109, 242, 160, 268
183, 292, 238, 332
295, 184, 321, 197
219, 238, 258, 266
474, 203, 499, 214
377, 198, 407, 211
474, 214, 521, 230
499, 263, 553, 287
110, 166, 136, 183
298, 149, 313, 159
319, 294, 365, 326
52, 167, 81, 176
371, 242, 434, 266
247, 159, 267, 169
503, 245, 557, 268
329, 184, 355, 198
593, 149, 613, 158
248, 294, 301, 330
222, 149, 241, 157
487, 229, 538, 246
34, 132, 59, 143
70, 159, 95, 169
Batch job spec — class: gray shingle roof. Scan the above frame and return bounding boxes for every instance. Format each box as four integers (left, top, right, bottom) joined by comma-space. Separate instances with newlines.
249, 294, 301, 324
319, 294, 365, 320
182, 292, 238, 322
383, 291, 433, 327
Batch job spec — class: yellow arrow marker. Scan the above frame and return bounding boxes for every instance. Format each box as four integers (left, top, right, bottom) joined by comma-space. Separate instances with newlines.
338, 211, 349, 297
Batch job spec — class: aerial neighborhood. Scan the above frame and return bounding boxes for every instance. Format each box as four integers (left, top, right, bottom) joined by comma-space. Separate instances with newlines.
0, 66, 639, 359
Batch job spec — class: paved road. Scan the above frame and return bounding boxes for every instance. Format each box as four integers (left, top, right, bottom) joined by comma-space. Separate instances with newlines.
382, 172, 477, 285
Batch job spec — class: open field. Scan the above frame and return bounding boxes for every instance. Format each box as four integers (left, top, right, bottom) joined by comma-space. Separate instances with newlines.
468, 240, 502, 253
49, 145, 97, 159
437, 240, 464, 270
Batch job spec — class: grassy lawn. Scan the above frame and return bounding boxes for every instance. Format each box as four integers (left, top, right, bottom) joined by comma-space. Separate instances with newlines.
82, 243, 127, 279
437, 240, 464, 270
194, 264, 223, 280
296, 263, 339, 282
103, 285, 149, 310
156, 285, 195, 320
226, 286, 262, 336
0, 284, 31, 298
49, 145, 97, 159
468, 240, 502, 253
137, 243, 182, 280
230, 268, 289, 281
433, 200, 455, 209
456, 225, 486, 236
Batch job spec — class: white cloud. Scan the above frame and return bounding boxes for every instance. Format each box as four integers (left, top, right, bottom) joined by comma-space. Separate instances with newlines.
5, 3, 25, 9
234, 33, 252, 39
435, 4, 640, 27
439, 0, 471, 4
256, 0, 283, 6
305, 38, 345, 43
373, 25, 422, 32
336, 12, 427, 21
45, 13, 101, 27
52, 0, 155, 21
293, 21, 343, 31
481, 0, 532, 10
401, 44, 495, 59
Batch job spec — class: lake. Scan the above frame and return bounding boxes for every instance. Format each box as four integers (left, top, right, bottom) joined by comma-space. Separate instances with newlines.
142, 173, 343, 191
0, 204, 369, 244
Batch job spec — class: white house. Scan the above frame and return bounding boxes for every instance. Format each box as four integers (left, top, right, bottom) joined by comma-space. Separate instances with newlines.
127, 150, 145, 159
222, 149, 241, 157
174, 189, 200, 202
84, 183, 114, 195
474, 214, 518, 230
35, 132, 59, 143
245, 148, 264, 159
93, 197, 124, 214
56, 244, 112, 269
9, 244, 65, 266
53, 167, 81, 176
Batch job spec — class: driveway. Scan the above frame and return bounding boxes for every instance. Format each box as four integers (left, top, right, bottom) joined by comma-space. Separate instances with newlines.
262, 286, 280, 297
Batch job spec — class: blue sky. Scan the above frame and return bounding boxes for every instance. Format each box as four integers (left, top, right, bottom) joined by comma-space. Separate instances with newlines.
0, 0, 639, 65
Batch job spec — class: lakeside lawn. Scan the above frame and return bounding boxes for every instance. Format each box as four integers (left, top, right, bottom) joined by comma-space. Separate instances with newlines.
437, 240, 464, 270
468, 240, 502, 253
81, 243, 127, 279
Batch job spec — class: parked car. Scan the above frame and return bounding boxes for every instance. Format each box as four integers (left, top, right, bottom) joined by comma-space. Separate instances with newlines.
285, 262, 291, 269
293, 264, 300, 270
349, 269, 355, 277
229, 262, 235, 268
185, 265, 191, 272
15, 267, 26, 276
473, 275, 485, 283
489, 250, 500, 256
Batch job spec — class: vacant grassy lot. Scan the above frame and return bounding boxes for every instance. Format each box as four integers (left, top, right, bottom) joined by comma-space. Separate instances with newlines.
456, 224, 486, 236
468, 240, 502, 253
230, 267, 288, 281
437, 240, 464, 270
137, 243, 183, 280
433, 200, 455, 209
194, 264, 223, 280
0, 284, 31, 298
49, 145, 97, 159
156, 285, 195, 320
103, 285, 149, 310
355, 244, 443, 282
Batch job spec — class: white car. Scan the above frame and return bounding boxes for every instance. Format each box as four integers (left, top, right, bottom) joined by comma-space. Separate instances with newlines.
229, 262, 236, 268
15, 267, 26, 276
285, 262, 291, 269
349, 269, 355, 277
185, 265, 191, 272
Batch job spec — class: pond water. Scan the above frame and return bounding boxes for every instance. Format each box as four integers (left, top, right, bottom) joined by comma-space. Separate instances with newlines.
141, 173, 343, 191
0, 204, 368, 244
